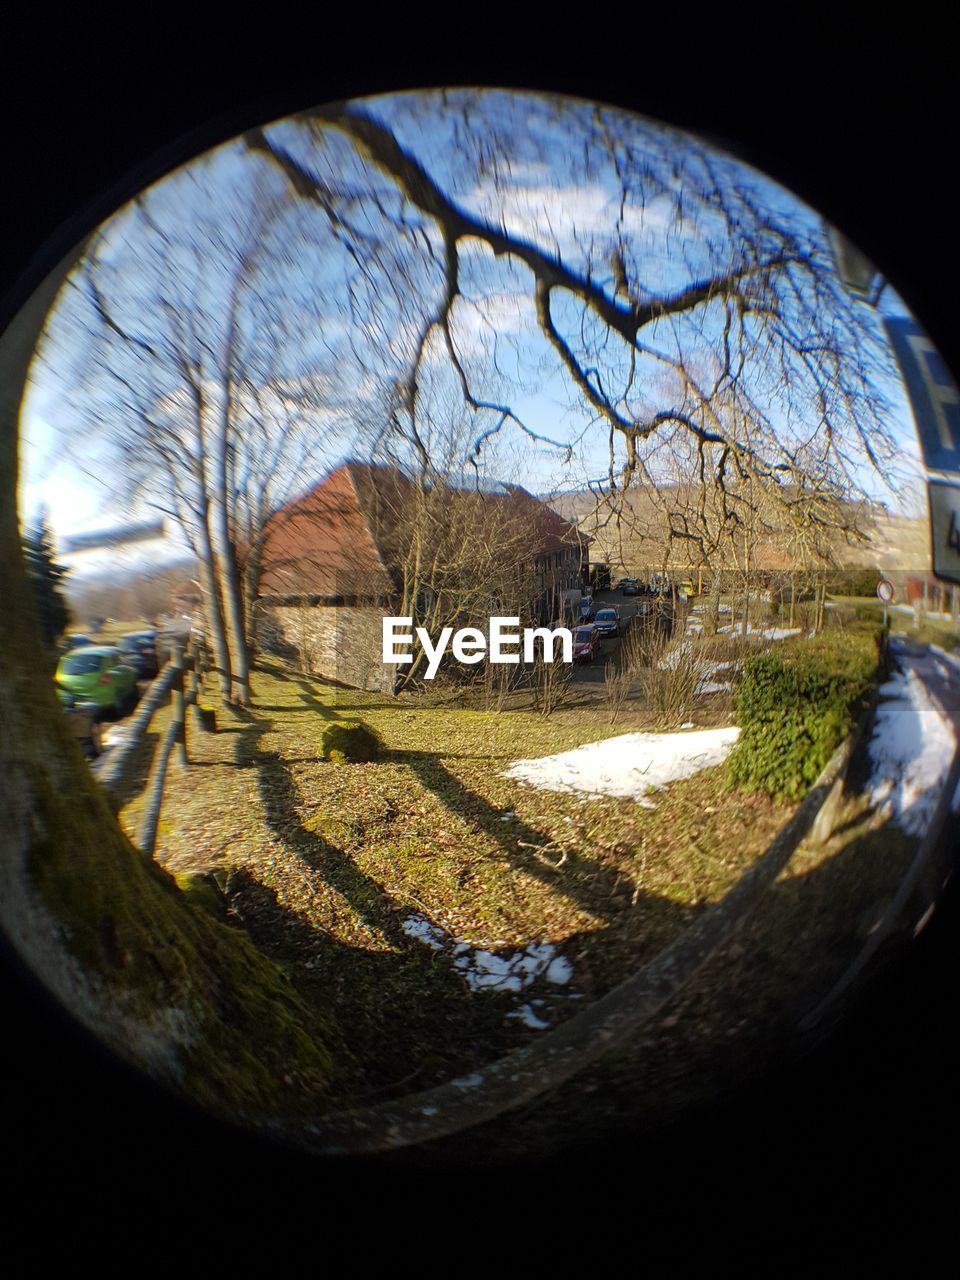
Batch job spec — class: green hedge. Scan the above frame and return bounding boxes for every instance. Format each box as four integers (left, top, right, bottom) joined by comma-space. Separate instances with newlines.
726, 623, 884, 802
320, 719, 383, 764
824, 568, 884, 598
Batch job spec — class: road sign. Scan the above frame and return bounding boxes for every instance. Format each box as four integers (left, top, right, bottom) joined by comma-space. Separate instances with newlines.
876, 579, 895, 603
883, 316, 960, 474
928, 479, 960, 585
61, 519, 165, 552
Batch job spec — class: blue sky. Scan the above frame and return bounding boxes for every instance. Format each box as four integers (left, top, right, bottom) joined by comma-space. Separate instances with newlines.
18, 88, 931, 577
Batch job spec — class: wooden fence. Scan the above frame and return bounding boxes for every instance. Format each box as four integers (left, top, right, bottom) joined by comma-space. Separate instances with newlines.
96, 635, 210, 856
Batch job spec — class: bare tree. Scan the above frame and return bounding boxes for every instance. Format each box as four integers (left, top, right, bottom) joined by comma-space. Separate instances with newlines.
35, 90, 908, 703
39, 156, 345, 703
244, 91, 904, 601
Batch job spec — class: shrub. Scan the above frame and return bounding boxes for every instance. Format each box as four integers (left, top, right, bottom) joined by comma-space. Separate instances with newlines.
825, 568, 883, 598
694, 632, 755, 665
603, 659, 632, 724
481, 655, 525, 712
637, 633, 715, 729
726, 624, 884, 801
320, 719, 383, 763
529, 648, 574, 716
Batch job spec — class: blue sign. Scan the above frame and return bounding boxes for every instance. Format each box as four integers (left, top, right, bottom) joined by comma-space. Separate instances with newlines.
884, 316, 960, 474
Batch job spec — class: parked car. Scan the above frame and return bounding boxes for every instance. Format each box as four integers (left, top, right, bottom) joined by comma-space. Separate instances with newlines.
573, 624, 601, 662
117, 630, 159, 678
54, 646, 139, 717
594, 607, 621, 637
577, 596, 595, 622
60, 633, 94, 653
622, 580, 640, 596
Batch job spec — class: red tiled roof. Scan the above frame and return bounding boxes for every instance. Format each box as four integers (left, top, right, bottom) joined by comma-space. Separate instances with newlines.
258, 460, 587, 598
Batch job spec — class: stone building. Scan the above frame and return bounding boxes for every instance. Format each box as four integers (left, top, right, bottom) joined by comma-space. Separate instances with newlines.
256, 460, 588, 690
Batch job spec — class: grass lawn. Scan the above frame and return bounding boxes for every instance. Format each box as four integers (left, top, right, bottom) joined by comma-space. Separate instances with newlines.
99, 607, 939, 1137
116, 655, 795, 1103
828, 595, 960, 653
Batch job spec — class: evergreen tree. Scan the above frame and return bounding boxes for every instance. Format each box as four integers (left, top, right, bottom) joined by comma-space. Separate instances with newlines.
22, 512, 70, 648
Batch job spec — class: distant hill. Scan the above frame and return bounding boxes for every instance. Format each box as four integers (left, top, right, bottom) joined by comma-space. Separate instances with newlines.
64, 556, 198, 627
547, 484, 932, 577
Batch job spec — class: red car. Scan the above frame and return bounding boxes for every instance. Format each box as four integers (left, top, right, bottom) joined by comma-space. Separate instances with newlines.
573, 624, 600, 662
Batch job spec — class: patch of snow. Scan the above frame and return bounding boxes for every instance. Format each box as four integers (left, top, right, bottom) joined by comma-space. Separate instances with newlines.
891, 604, 953, 623
930, 644, 960, 674
455, 949, 524, 992
867, 665, 957, 835
507, 1004, 551, 1030
694, 659, 739, 695
657, 640, 691, 669
451, 1073, 484, 1088
403, 913, 575, 997
401, 913, 447, 949
452, 939, 571, 993
716, 623, 801, 641
503, 726, 741, 804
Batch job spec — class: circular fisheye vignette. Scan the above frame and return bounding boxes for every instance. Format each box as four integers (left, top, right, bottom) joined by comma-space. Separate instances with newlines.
3, 84, 959, 1159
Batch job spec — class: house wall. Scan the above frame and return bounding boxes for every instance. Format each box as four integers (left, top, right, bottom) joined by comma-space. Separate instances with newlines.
534, 544, 586, 620
259, 602, 391, 693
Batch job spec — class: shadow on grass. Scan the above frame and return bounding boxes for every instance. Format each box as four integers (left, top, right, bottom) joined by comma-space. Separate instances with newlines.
396, 748, 656, 926
256, 664, 347, 721
456, 801, 927, 1165
213, 668, 929, 1131
227, 709, 540, 1098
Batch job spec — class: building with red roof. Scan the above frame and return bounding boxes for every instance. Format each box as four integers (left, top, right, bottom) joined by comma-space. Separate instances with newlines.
256, 460, 589, 689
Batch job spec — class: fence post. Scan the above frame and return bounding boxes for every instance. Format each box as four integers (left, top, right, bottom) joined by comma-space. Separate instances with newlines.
171, 642, 187, 767
184, 637, 198, 707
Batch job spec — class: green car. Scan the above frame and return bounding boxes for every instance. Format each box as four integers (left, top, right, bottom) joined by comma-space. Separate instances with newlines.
55, 646, 139, 718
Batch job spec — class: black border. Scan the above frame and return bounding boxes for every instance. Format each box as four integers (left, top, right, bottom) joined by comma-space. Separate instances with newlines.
4, 29, 960, 1240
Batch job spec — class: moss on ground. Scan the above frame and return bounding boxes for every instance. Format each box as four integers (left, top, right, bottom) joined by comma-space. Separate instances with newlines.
18, 736, 350, 1124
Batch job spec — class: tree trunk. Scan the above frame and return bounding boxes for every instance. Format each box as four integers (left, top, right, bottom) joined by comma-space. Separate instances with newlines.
213, 415, 251, 704
740, 561, 750, 640
0, 243, 341, 1126
704, 571, 722, 636
195, 515, 233, 701
243, 540, 264, 660
814, 574, 826, 633
216, 541, 251, 705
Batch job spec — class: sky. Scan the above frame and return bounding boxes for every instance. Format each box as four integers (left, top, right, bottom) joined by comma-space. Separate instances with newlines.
17, 87, 933, 581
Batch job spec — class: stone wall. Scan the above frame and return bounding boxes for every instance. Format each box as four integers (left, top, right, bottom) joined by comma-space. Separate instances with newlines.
259, 603, 391, 692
